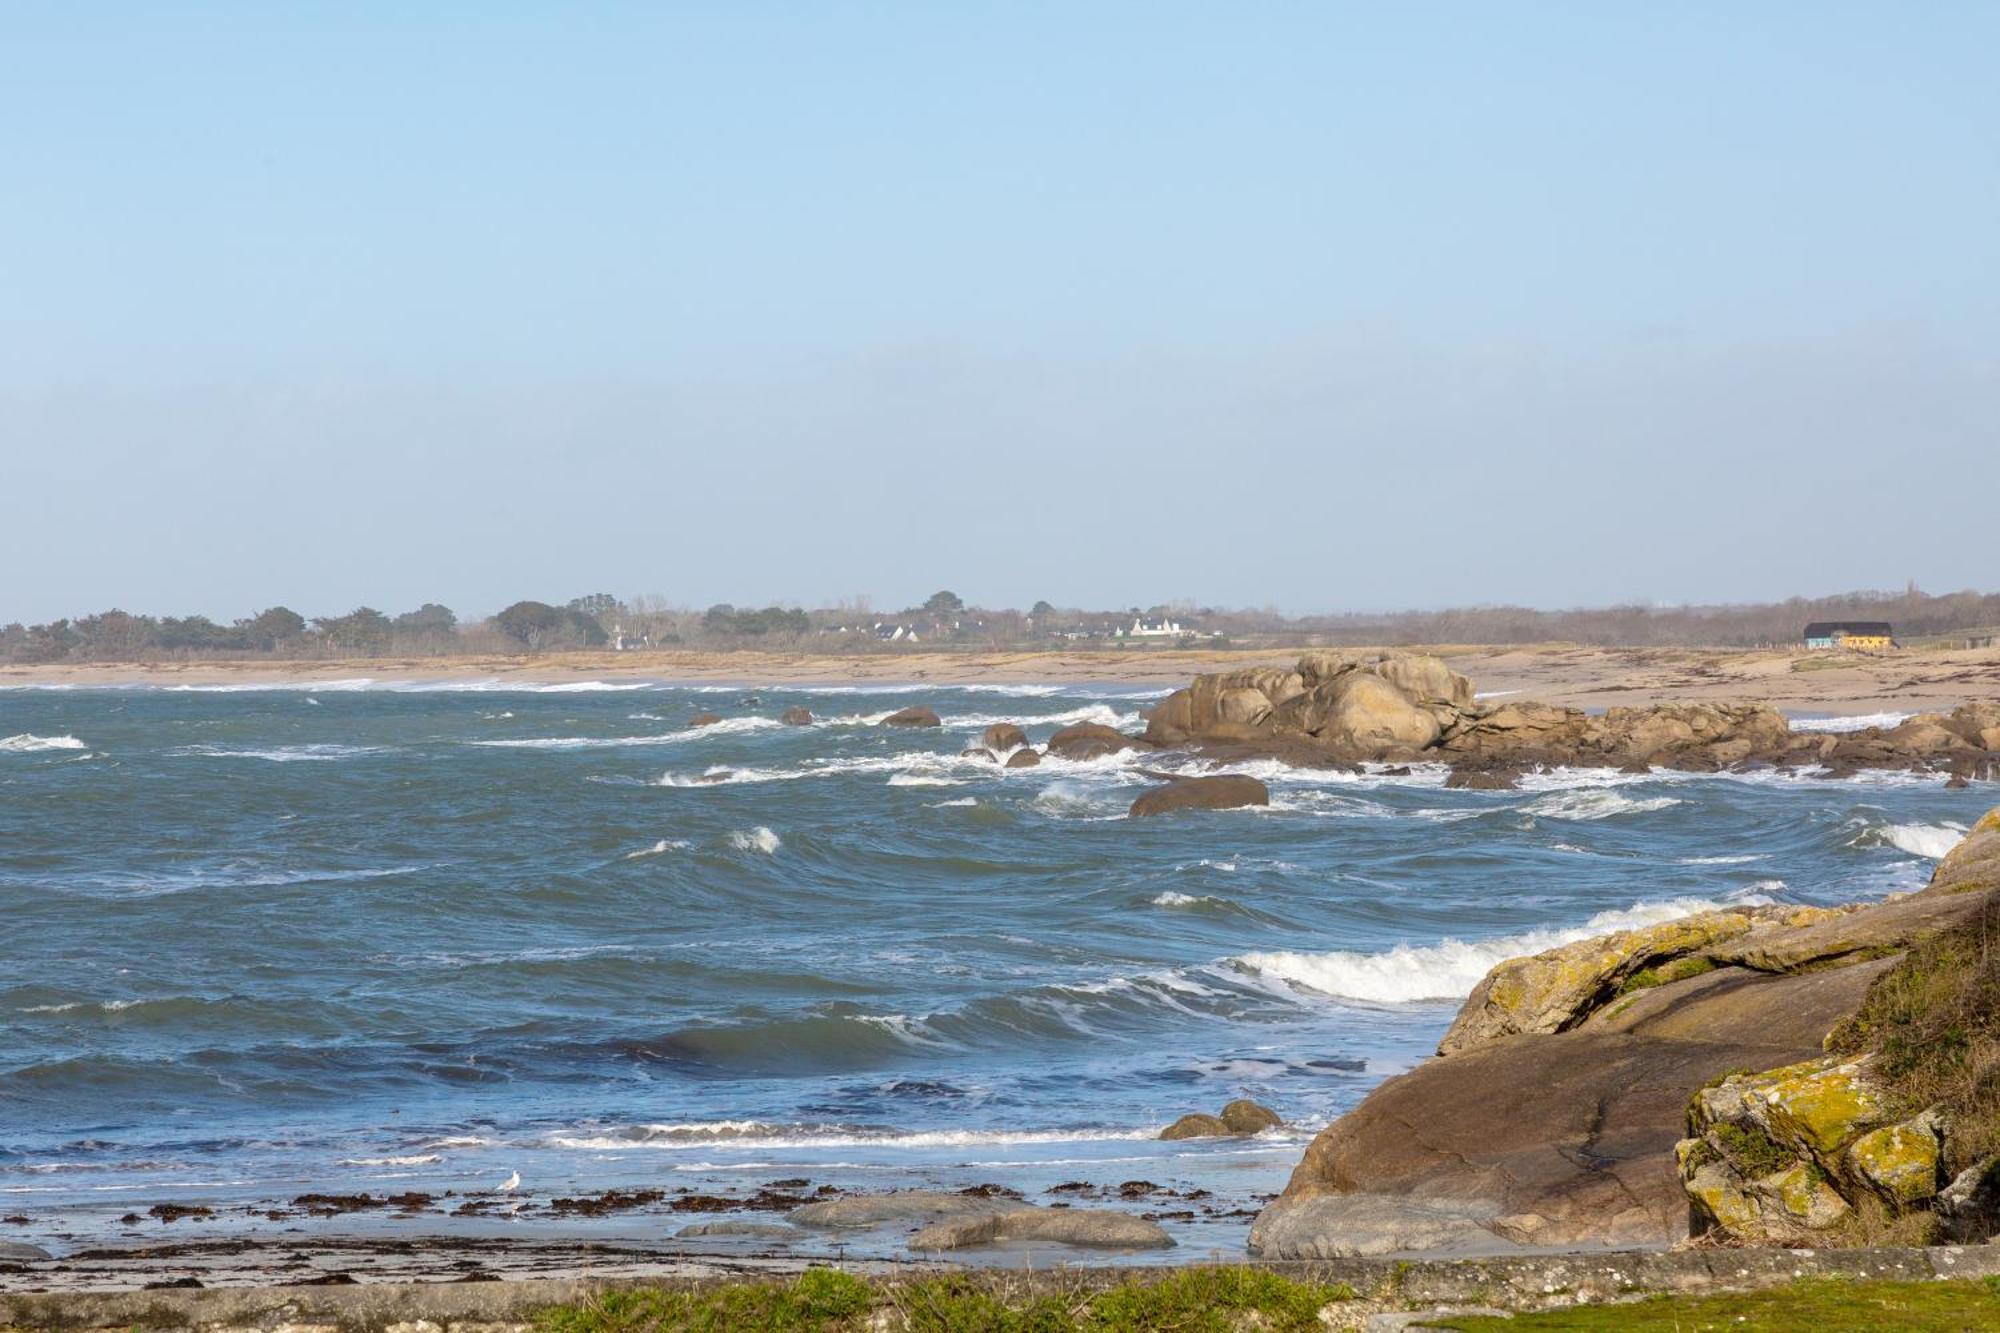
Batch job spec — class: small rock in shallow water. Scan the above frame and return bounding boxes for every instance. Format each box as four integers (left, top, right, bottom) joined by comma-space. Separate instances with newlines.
1159, 1113, 1233, 1140
1129, 774, 1270, 817
1221, 1099, 1282, 1133
780, 706, 813, 725
676, 1220, 797, 1239
908, 1205, 1174, 1250
881, 706, 942, 728
787, 1190, 1009, 1228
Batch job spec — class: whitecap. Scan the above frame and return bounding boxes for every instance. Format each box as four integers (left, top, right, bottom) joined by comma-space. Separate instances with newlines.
338, 1153, 442, 1166
887, 774, 964, 787
1790, 711, 1913, 733
0, 733, 88, 753
1227, 896, 1754, 1004
728, 826, 782, 854
1519, 790, 1682, 821
928, 797, 979, 808
624, 839, 691, 859
476, 717, 780, 749
1869, 821, 1969, 859
166, 743, 391, 762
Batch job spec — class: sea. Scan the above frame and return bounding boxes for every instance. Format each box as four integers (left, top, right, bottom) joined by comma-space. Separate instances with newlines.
1, 681, 1991, 1258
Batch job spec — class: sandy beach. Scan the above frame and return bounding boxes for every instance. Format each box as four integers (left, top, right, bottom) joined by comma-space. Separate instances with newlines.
5, 642, 1999, 714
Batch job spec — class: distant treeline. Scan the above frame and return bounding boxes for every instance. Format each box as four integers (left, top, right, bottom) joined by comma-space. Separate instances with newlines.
3, 586, 1997, 664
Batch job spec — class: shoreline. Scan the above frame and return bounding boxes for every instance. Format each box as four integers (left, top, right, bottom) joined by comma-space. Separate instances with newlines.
5, 642, 1999, 713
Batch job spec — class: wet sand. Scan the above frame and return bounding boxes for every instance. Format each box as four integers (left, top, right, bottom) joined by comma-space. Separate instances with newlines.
5, 643, 1998, 714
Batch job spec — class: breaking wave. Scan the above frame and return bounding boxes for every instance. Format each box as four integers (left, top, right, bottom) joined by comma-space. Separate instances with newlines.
475, 717, 780, 749
166, 743, 391, 762
547, 1121, 1157, 1152
1520, 790, 1682, 821
0, 733, 87, 753
1856, 821, 1969, 859
1790, 712, 1912, 733
1228, 896, 1753, 1004
729, 826, 782, 854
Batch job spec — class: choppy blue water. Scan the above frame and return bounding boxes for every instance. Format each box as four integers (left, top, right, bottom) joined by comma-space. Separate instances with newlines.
1, 681, 1990, 1254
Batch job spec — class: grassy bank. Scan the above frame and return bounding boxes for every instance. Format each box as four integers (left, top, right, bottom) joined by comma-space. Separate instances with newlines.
526, 1268, 2000, 1332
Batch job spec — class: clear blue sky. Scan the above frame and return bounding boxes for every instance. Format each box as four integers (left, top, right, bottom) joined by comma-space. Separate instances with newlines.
3, 3, 1994, 622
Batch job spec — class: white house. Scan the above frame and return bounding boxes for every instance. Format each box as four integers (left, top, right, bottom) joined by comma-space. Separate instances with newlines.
1122, 617, 1183, 638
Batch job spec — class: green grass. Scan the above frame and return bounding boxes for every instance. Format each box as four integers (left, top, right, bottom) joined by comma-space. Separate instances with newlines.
532, 1267, 1358, 1333
1435, 1275, 2000, 1331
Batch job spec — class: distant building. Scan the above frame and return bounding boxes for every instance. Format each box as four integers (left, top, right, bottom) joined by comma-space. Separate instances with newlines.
1121, 616, 1184, 638
1803, 622, 1894, 650
874, 623, 919, 643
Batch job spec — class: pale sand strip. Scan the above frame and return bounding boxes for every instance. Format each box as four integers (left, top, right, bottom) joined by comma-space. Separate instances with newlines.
2, 644, 1997, 714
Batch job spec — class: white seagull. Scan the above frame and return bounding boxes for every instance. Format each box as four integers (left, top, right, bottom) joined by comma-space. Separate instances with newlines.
497, 1170, 520, 1194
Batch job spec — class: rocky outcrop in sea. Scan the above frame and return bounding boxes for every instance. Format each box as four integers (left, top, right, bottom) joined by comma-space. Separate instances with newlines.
1143, 650, 2000, 783
1247, 808, 2000, 1259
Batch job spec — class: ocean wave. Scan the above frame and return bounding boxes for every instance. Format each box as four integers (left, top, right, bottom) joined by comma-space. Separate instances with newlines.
47, 863, 425, 899
728, 826, 782, 854
1227, 896, 1755, 1004
476, 717, 780, 749
1519, 790, 1682, 821
1677, 853, 1767, 865
1790, 711, 1913, 733
928, 797, 980, 808
887, 774, 965, 787
1855, 821, 1969, 859
944, 704, 1142, 731
337, 1153, 442, 1166
624, 839, 691, 859
547, 1121, 1158, 1152
165, 742, 392, 762
0, 733, 87, 753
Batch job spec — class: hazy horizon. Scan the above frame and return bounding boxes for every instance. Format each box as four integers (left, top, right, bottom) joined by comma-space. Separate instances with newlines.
5, 5, 1995, 622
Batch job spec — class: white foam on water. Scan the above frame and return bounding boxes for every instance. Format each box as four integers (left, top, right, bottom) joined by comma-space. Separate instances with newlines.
1790, 711, 1912, 733
338, 1154, 441, 1167
166, 743, 391, 762
624, 839, 691, 859
1227, 896, 1753, 1004
1519, 790, 1682, 821
945, 704, 1142, 731
1874, 822, 1969, 859
887, 774, 964, 787
728, 826, 782, 854
928, 797, 979, 808
547, 1122, 1158, 1152
0, 733, 88, 752
1678, 854, 1766, 865
476, 717, 781, 749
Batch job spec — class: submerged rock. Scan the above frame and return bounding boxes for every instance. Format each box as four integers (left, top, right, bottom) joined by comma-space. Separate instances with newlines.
675, 1220, 797, 1239
780, 706, 813, 726
1129, 774, 1270, 818
880, 706, 942, 728
787, 1190, 1009, 1228
687, 712, 723, 728
908, 1205, 1174, 1250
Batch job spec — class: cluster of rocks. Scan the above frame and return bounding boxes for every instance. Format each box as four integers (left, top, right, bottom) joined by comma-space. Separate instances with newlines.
1159, 1098, 1282, 1140
1248, 810, 2000, 1259
1143, 650, 2000, 786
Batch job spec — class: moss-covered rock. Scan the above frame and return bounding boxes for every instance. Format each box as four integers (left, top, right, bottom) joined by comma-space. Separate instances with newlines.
1756, 1059, 1888, 1160
1847, 1114, 1943, 1208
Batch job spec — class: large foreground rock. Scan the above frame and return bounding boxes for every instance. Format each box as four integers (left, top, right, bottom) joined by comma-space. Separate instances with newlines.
1254, 816, 2000, 1257
909, 1206, 1173, 1251
0, 1240, 51, 1262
